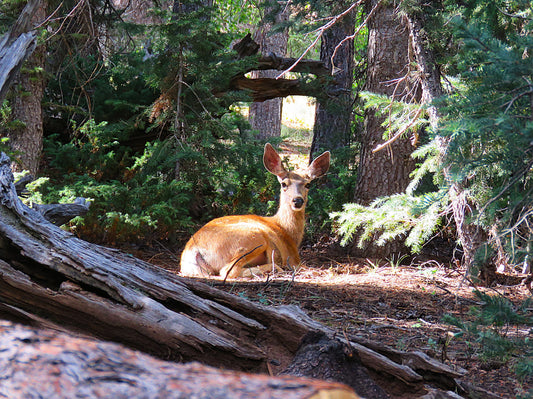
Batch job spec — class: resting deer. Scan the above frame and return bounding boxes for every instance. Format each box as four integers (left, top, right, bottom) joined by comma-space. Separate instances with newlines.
180, 143, 330, 278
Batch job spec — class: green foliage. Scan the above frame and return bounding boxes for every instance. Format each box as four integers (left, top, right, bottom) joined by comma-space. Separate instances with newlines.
438, 1, 533, 264
334, 0, 533, 267
30, 0, 287, 244
35, 115, 274, 244
0, 100, 23, 160
31, 120, 189, 242
331, 189, 446, 253
443, 290, 533, 383
213, 0, 260, 34
359, 92, 429, 145
332, 94, 445, 253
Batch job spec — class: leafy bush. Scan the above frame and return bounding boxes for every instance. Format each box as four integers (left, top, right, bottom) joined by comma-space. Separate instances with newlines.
437, 9, 533, 266
332, 1, 533, 269
33, 115, 278, 245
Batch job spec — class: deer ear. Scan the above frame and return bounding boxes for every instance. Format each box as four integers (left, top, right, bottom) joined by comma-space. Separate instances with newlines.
307, 151, 330, 180
263, 143, 287, 177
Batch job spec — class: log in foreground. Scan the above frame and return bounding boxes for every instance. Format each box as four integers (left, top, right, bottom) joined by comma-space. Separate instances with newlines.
0, 320, 359, 399
0, 153, 498, 398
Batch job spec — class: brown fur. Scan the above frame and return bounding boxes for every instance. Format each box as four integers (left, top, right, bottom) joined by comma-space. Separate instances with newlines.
180, 144, 330, 278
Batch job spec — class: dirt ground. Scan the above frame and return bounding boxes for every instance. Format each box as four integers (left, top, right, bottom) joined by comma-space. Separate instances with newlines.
139, 240, 532, 399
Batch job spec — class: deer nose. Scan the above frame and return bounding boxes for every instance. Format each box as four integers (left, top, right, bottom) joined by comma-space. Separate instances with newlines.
293, 197, 304, 209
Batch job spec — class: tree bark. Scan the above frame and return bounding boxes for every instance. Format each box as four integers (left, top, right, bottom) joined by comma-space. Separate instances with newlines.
0, 320, 360, 399
310, 2, 355, 158
0, 152, 493, 398
225, 39, 330, 101
249, 4, 289, 140
406, 6, 488, 275
0, 0, 40, 104
6, 0, 47, 176
352, 0, 419, 257
355, 0, 418, 205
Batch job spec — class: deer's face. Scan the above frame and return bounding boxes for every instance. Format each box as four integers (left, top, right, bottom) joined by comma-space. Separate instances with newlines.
278, 170, 312, 212
263, 143, 330, 213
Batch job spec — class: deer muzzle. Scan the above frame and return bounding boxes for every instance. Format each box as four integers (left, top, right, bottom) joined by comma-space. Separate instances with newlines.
293, 197, 304, 209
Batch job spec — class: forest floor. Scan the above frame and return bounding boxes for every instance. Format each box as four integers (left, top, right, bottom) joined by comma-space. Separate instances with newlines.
139, 119, 530, 397
139, 242, 532, 399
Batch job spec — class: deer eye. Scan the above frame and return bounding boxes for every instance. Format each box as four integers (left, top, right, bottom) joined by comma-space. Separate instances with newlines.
305, 183, 311, 189
281, 182, 288, 189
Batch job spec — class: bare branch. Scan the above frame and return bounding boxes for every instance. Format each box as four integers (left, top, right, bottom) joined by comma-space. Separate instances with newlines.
276, 1, 364, 79
372, 105, 425, 153
331, 0, 380, 72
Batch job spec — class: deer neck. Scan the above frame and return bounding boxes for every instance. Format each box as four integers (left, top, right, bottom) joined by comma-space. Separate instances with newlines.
271, 203, 306, 247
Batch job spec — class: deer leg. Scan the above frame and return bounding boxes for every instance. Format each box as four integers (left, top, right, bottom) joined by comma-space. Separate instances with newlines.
220, 244, 267, 279
241, 249, 284, 278
242, 263, 284, 278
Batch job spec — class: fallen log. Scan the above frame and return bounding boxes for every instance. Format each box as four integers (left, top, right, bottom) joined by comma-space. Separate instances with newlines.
0, 152, 494, 398
0, 320, 359, 399
228, 76, 319, 102
13, 175, 91, 226
232, 33, 329, 77
223, 34, 330, 102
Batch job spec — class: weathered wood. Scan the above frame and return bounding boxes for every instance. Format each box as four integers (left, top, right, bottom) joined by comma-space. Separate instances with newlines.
283, 331, 389, 399
214, 34, 330, 102
232, 34, 329, 76
0, 0, 41, 102
13, 176, 90, 226
233, 32, 260, 57
32, 197, 91, 226
0, 320, 359, 399
0, 152, 493, 398
228, 76, 320, 102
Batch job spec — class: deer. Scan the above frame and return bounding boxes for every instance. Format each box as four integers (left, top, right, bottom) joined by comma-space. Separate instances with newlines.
180, 143, 330, 279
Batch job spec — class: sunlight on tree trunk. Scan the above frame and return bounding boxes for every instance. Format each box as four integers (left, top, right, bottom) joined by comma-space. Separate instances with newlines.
407, 10, 489, 276
354, 1, 418, 206
352, 0, 419, 257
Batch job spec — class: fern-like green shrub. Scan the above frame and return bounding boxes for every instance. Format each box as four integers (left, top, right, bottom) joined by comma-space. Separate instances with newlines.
27, 121, 194, 244
32, 117, 278, 245
331, 190, 447, 253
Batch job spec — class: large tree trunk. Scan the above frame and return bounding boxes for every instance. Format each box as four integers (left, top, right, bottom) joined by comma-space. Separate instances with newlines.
249, 4, 289, 140
0, 152, 496, 398
355, 0, 418, 205
3, 0, 46, 177
310, 2, 355, 158
352, 0, 419, 257
406, 6, 489, 276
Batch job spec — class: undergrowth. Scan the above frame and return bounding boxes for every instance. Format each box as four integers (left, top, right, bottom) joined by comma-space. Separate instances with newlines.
444, 290, 533, 396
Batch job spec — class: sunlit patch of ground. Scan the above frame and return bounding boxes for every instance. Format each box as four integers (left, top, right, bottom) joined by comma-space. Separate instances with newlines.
139, 245, 531, 399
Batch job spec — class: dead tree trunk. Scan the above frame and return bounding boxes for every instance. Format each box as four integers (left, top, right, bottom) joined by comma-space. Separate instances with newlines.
0, 0, 41, 103
0, 152, 496, 398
